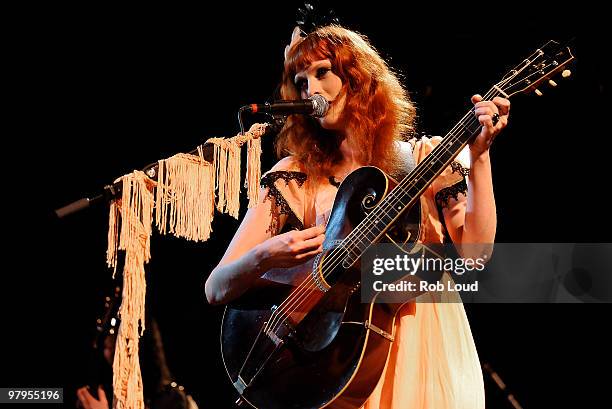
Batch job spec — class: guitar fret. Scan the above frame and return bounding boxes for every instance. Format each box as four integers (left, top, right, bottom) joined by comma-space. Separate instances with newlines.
224, 43, 577, 408
339, 244, 360, 261
348, 45, 571, 266
351, 231, 372, 250
340, 85, 508, 267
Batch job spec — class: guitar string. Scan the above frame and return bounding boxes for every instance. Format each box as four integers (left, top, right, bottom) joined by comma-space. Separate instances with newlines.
264, 50, 549, 337
239, 46, 566, 383
265, 52, 557, 332
263, 87, 500, 333
263, 80, 516, 333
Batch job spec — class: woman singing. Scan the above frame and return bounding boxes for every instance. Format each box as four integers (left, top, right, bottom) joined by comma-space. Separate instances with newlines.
205, 24, 509, 408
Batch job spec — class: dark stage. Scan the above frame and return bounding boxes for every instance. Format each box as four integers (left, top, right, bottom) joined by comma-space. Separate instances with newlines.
2, 1, 609, 408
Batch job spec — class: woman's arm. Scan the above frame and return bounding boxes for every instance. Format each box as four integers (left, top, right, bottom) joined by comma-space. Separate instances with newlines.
442, 150, 496, 259
442, 95, 510, 258
204, 189, 325, 305
204, 202, 276, 305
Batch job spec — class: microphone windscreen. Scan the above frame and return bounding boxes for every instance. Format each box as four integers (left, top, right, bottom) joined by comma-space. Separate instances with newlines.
309, 94, 329, 118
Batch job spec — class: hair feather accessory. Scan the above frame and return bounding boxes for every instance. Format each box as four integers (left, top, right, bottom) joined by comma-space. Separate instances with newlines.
284, 1, 340, 61
296, 1, 340, 34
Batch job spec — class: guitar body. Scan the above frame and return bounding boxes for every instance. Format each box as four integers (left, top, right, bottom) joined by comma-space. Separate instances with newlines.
221, 167, 429, 409
220, 40, 576, 408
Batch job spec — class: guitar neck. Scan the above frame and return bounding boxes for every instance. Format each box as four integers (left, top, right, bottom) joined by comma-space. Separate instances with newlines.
341, 86, 506, 267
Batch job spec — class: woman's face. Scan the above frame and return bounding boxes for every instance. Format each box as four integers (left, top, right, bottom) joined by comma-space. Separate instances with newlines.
294, 59, 346, 130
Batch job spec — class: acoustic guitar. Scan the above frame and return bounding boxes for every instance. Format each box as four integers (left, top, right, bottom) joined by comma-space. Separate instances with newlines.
221, 40, 574, 409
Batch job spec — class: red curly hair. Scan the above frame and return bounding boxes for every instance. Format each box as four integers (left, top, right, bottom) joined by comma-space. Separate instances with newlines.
277, 25, 416, 180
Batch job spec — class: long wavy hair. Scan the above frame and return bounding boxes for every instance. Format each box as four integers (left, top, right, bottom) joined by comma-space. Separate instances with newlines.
277, 25, 416, 180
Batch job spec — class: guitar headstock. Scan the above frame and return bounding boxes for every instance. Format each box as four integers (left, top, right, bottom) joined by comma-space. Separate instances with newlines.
497, 40, 575, 98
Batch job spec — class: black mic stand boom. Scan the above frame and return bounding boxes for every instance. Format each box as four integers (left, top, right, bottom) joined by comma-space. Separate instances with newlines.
54, 121, 278, 219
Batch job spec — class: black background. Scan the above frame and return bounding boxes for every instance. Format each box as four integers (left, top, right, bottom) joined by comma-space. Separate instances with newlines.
2, 1, 609, 408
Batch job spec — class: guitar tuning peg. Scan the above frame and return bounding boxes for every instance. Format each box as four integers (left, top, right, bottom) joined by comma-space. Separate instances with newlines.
534, 88, 543, 96
562, 69, 572, 78
548, 79, 558, 87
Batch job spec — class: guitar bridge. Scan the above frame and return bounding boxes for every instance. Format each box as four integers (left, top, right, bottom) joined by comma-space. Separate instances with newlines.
233, 376, 248, 394
265, 328, 284, 347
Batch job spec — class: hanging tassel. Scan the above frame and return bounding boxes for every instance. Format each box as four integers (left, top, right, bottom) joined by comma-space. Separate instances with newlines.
208, 137, 241, 219
155, 159, 168, 236
209, 138, 228, 214
245, 136, 262, 207
103, 122, 269, 409
111, 170, 155, 409
225, 139, 241, 219
209, 123, 267, 215
238, 123, 266, 208
155, 153, 215, 242
197, 145, 216, 240
107, 199, 120, 276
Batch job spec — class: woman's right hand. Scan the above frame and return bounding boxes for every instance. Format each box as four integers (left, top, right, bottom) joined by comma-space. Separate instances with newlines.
257, 225, 325, 271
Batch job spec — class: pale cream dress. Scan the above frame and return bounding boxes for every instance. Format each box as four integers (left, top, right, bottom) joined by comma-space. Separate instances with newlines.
258, 137, 485, 409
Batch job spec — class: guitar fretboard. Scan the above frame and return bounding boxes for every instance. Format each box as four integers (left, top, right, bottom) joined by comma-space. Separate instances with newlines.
339, 87, 504, 268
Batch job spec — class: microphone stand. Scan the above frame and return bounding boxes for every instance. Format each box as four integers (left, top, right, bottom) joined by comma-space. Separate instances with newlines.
54, 115, 282, 219
482, 362, 524, 409
54, 143, 216, 219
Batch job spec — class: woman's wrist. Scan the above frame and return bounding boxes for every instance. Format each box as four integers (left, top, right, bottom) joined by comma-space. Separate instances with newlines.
252, 241, 270, 273
469, 148, 491, 166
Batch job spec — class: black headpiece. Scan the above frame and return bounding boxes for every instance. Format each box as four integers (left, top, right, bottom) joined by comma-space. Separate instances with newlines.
296, 1, 340, 36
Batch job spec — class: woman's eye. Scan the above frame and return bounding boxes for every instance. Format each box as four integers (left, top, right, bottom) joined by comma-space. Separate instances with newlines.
316, 67, 330, 78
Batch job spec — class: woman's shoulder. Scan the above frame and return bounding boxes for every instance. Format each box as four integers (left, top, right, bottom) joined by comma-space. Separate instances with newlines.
261, 156, 308, 187
395, 139, 415, 153
264, 156, 306, 176
259, 156, 308, 234
268, 156, 304, 173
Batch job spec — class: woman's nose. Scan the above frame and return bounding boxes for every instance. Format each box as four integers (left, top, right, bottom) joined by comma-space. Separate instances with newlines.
306, 79, 323, 98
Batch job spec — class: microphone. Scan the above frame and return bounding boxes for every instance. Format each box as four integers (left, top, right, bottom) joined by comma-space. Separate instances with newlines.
244, 95, 329, 118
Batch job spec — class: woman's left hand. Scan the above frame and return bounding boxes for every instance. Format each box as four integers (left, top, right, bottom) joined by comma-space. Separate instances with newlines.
470, 94, 510, 157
